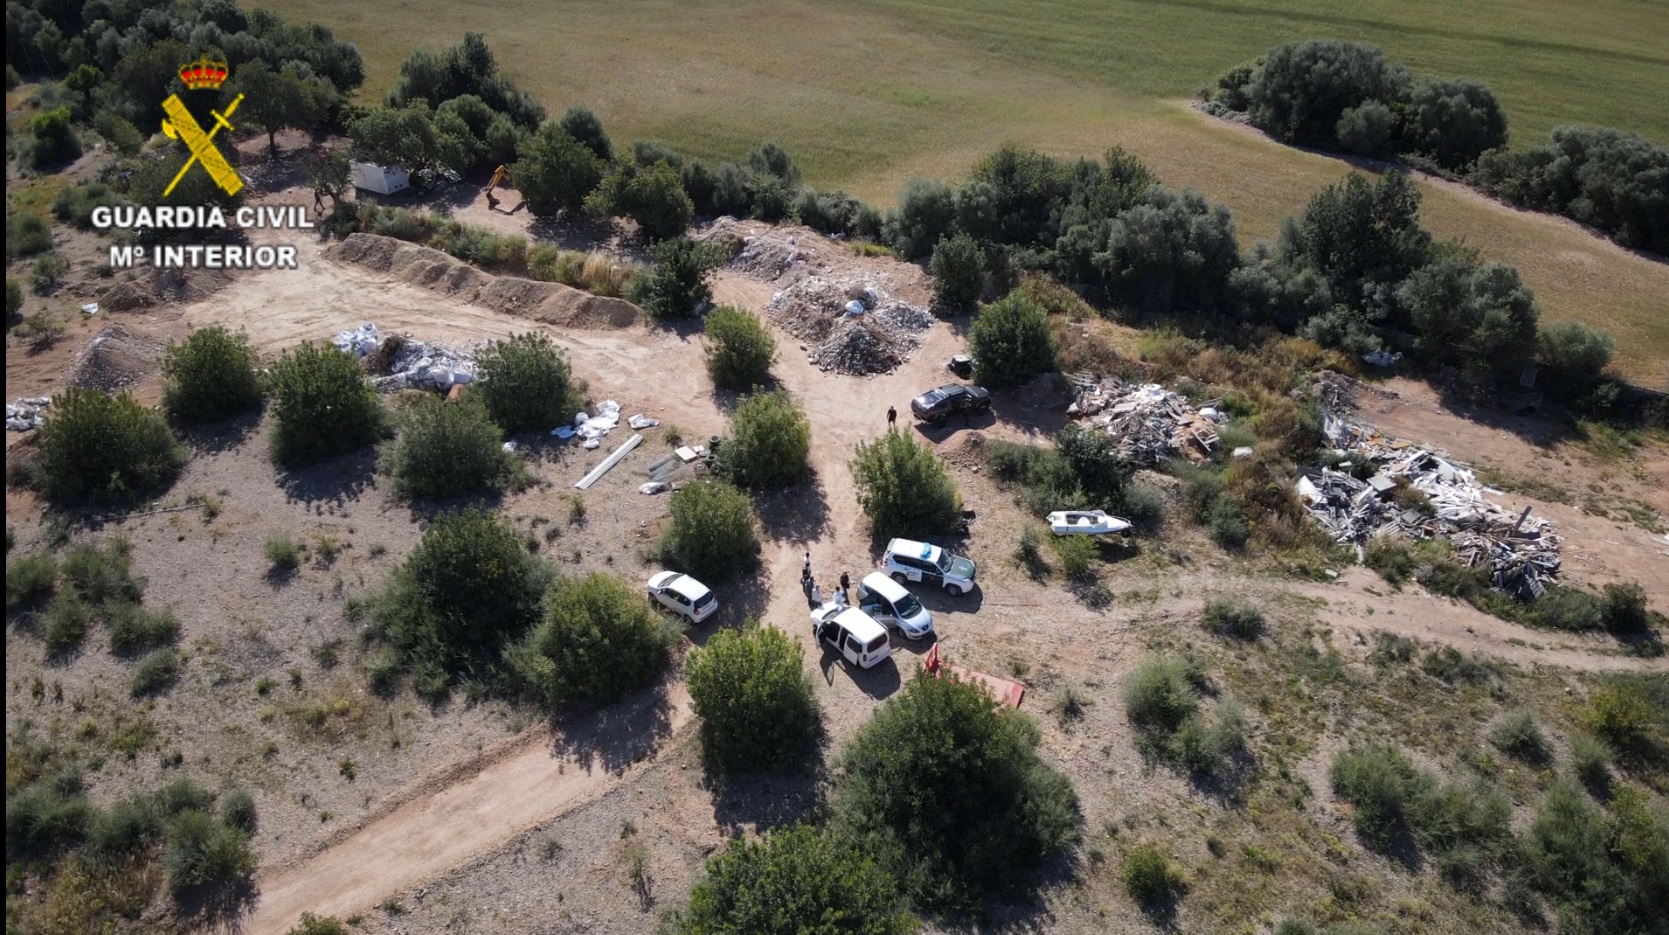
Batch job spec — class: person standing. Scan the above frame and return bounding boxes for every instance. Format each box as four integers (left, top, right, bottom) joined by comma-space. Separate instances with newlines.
802, 573, 815, 608
803, 551, 812, 578
839, 571, 851, 598
887, 405, 897, 429
810, 581, 824, 608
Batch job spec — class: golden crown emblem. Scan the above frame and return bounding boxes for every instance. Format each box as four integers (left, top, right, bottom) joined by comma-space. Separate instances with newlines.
178, 56, 230, 91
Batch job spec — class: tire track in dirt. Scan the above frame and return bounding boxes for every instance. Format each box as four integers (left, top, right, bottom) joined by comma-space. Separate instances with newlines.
242, 687, 693, 935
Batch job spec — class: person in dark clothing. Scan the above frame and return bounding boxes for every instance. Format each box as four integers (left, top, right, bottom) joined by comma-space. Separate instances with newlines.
802, 574, 815, 607
839, 571, 851, 597
887, 406, 897, 429
803, 551, 812, 578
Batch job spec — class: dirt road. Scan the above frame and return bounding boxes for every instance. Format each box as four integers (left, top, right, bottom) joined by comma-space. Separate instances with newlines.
243, 687, 693, 935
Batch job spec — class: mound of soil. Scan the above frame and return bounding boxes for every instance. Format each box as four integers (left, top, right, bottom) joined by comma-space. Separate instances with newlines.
327, 234, 641, 330
68, 325, 166, 392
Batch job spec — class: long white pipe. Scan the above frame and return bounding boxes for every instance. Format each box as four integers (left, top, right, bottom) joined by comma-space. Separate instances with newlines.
574, 432, 642, 490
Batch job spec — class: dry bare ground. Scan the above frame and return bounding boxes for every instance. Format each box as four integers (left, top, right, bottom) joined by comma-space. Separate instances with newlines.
6, 178, 1665, 933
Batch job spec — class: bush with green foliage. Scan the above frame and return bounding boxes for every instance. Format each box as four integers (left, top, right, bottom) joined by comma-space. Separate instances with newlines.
388, 397, 520, 499
1096, 187, 1241, 315
556, 106, 612, 161
131, 647, 181, 697
29, 105, 81, 169
513, 122, 605, 213
163, 809, 256, 897
1049, 534, 1099, 583
630, 237, 726, 319
6, 277, 21, 322
677, 825, 917, 935
1397, 257, 1539, 373
703, 306, 776, 391
968, 290, 1056, 388
5, 777, 94, 857
1402, 77, 1508, 171
162, 326, 264, 425
1538, 321, 1615, 386
284, 914, 348, 935
1490, 711, 1548, 763
52, 181, 126, 230
387, 33, 541, 131
94, 111, 145, 155
660, 481, 761, 581
266, 343, 389, 468
718, 390, 811, 489
33, 389, 187, 506
1202, 597, 1266, 640
1521, 780, 1665, 934
1584, 677, 1666, 767
586, 160, 694, 240
1123, 843, 1185, 904
1244, 41, 1411, 151
833, 672, 1079, 910
506, 573, 672, 708
1122, 655, 1245, 777
1330, 744, 1431, 848
1572, 735, 1613, 789
220, 789, 258, 835
849, 432, 962, 542
473, 331, 576, 433
1473, 126, 1669, 254
1600, 582, 1652, 633
109, 603, 180, 657
929, 233, 986, 309
687, 621, 820, 773
6, 214, 53, 259
375, 510, 550, 697
886, 179, 957, 259
7, 552, 58, 609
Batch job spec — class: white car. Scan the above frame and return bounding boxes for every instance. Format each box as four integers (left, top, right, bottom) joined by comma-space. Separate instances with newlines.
1047, 510, 1132, 536
646, 571, 718, 623
856, 572, 934, 640
880, 538, 977, 596
809, 604, 893, 669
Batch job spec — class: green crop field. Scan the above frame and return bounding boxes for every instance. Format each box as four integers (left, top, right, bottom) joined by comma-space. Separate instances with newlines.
262, 0, 1669, 383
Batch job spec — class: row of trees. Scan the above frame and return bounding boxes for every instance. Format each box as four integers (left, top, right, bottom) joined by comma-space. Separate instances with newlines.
1206, 39, 1668, 255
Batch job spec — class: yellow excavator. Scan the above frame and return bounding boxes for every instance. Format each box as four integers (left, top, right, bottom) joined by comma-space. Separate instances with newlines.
486, 164, 510, 210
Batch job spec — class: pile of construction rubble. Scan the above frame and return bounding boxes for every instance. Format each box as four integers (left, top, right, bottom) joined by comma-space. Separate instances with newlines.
337, 324, 480, 392
1298, 413, 1562, 599
7, 397, 50, 432
1068, 378, 1225, 463
768, 277, 933, 376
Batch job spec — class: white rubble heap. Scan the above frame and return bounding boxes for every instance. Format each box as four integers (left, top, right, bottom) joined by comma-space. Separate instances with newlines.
1298, 412, 1563, 599
336, 323, 480, 392
7, 397, 51, 432
1068, 378, 1225, 463
766, 276, 934, 376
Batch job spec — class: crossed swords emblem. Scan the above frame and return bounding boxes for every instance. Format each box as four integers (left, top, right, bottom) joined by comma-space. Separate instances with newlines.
160, 92, 245, 197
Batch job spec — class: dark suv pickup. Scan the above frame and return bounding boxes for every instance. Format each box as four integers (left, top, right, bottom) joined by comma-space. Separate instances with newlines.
909, 384, 991, 426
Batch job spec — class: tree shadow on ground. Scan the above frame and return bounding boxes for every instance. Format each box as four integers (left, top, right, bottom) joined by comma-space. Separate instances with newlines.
174, 407, 264, 456
929, 853, 1081, 934
400, 487, 509, 525
753, 471, 832, 547
275, 446, 379, 507
1430, 377, 1583, 449
547, 678, 677, 777
814, 647, 903, 699
706, 765, 827, 837
175, 876, 258, 935
683, 569, 774, 645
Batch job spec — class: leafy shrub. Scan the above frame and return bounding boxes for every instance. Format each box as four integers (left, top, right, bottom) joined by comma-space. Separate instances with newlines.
718, 389, 811, 489
833, 672, 1079, 910
1521, 779, 1663, 933
89, 795, 164, 856
1123, 843, 1184, 904
6, 277, 21, 322
1245, 41, 1411, 150
1204, 497, 1250, 549
41, 592, 94, 653
1402, 77, 1507, 171
1014, 526, 1050, 580
929, 232, 986, 309
1532, 587, 1604, 631
31, 252, 69, 293
687, 621, 820, 772
6, 552, 58, 609
586, 160, 694, 240
1055, 423, 1134, 503
131, 647, 181, 697
94, 111, 145, 155
60, 537, 140, 605
1584, 678, 1665, 765
108, 603, 180, 656
474, 332, 576, 433
660, 481, 760, 581
1335, 100, 1395, 157
557, 105, 612, 161
1421, 645, 1495, 684
885, 178, 957, 259
30, 105, 82, 169
703, 306, 776, 391
375, 510, 550, 695
220, 789, 258, 834
1538, 321, 1615, 386
677, 825, 915, 935
1490, 711, 1548, 763
1571, 734, 1613, 789
629, 237, 725, 319
1202, 597, 1265, 640
1096, 187, 1242, 315
163, 809, 256, 897
1049, 534, 1098, 582
266, 343, 389, 468
6, 213, 53, 259
162, 326, 264, 425
1600, 582, 1651, 633
265, 534, 302, 572
388, 396, 520, 499
850, 432, 962, 542
968, 291, 1056, 388
5, 781, 94, 856
33, 389, 187, 506
1123, 656, 1200, 736
1330, 744, 1430, 848
506, 573, 672, 707
52, 181, 126, 229
284, 914, 348, 935
511, 122, 604, 212
1473, 126, 1669, 254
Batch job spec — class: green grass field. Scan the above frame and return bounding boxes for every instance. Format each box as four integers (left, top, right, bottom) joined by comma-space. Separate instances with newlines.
262, 0, 1669, 383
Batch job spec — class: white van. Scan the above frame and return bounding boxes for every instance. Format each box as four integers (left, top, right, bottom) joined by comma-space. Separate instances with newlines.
856, 572, 935, 640
809, 604, 893, 669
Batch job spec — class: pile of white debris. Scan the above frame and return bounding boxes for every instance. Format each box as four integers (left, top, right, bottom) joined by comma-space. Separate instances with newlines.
7, 397, 50, 432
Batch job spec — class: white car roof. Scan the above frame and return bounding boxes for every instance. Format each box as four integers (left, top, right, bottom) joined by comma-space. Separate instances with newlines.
860, 571, 910, 602
886, 539, 940, 562
653, 572, 710, 601
814, 605, 888, 643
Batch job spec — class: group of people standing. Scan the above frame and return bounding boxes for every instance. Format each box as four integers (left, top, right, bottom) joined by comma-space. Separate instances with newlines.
801, 551, 851, 610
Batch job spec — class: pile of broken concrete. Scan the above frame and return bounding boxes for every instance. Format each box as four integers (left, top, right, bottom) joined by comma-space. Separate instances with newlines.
1069, 379, 1226, 463
1298, 412, 1562, 599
